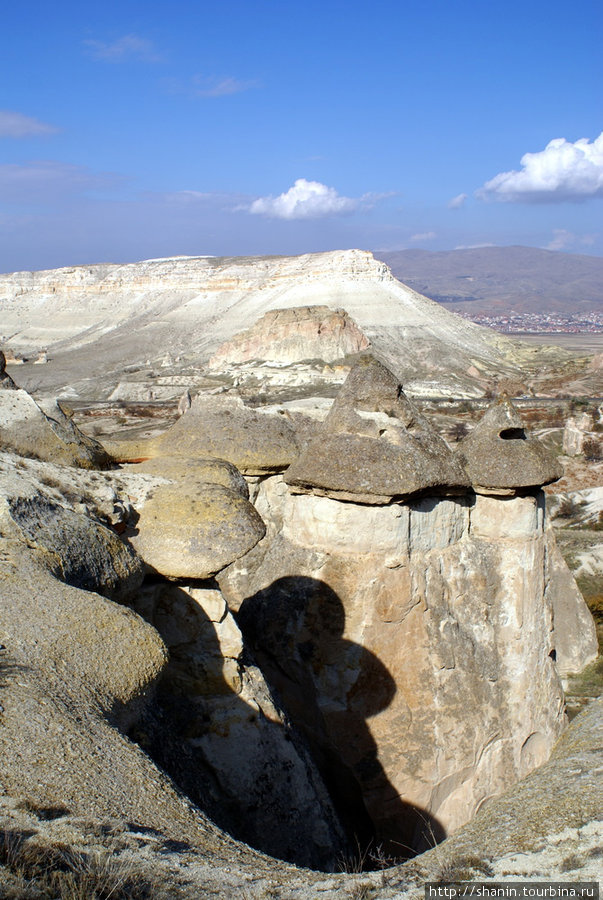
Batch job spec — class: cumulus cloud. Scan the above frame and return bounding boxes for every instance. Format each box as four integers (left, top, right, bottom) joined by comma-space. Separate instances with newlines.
249, 178, 361, 219
84, 35, 162, 63
193, 76, 259, 97
478, 132, 603, 202
0, 111, 57, 138
410, 231, 436, 242
448, 193, 467, 209
545, 229, 596, 251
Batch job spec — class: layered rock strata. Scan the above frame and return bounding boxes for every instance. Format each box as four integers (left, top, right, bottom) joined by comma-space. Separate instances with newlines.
0, 251, 531, 400
208, 305, 370, 368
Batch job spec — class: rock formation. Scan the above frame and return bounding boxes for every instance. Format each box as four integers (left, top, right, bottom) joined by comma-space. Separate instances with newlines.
208, 305, 370, 369
0, 350, 16, 390
0, 357, 598, 888
455, 395, 561, 492
285, 354, 470, 502
0, 369, 109, 468
218, 361, 588, 855
0, 251, 537, 400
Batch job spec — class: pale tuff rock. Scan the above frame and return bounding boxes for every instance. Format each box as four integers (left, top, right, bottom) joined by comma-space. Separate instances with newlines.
456, 395, 561, 492
0, 250, 527, 399
219, 478, 567, 852
152, 394, 298, 474
208, 305, 370, 368
414, 700, 603, 880
544, 533, 599, 677
285, 355, 470, 502
0, 546, 266, 861
562, 410, 603, 459
0, 384, 110, 468
129, 482, 265, 579
132, 580, 349, 869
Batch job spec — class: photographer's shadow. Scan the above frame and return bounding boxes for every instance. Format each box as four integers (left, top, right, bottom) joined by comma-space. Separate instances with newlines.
238, 575, 445, 860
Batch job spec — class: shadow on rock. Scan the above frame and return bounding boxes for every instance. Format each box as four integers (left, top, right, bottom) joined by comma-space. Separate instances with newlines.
127, 575, 349, 871
237, 575, 445, 862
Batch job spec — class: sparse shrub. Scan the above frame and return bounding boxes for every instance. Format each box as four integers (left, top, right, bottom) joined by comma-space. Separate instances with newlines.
435, 854, 493, 883
583, 439, 603, 461
38, 475, 63, 491
553, 496, 588, 520
449, 422, 469, 443
348, 883, 376, 900
560, 853, 584, 872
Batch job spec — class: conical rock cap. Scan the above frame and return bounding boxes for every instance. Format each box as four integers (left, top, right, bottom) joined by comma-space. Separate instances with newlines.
456, 395, 561, 492
285, 354, 470, 503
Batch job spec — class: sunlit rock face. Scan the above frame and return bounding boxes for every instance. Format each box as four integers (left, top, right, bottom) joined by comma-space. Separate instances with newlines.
218, 371, 574, 855
208, 305, 370, 369
219, 481, 566, 853
0, 250, 523, 399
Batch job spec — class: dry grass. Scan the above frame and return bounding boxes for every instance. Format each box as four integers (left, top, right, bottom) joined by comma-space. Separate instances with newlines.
0, 828, 167, 900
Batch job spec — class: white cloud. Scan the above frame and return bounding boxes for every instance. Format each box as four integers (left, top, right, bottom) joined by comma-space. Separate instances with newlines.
193, 76, 259, 97
478, 132, 603, 202
84, 35, 162, 63
410, 231, 436, 242
448, 193, 467, 209
453, 243, 497, 250
545, 229, 597, 251
0, 111, 57, 138
249, 178, 360, 220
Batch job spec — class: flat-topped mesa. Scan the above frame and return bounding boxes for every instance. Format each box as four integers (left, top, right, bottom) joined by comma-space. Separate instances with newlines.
208, 305, 370, 369
284, 354, 470, 503
456, 395, 562, 494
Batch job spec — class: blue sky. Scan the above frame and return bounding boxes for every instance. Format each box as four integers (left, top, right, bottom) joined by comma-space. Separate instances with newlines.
1, 0, 602, 271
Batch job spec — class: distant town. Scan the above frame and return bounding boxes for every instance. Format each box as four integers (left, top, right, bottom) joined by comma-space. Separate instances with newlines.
456, 311, 603, 334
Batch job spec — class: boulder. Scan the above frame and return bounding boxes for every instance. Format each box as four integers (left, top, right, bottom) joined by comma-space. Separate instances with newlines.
129, 455, 249, 499
0, 453, 143, 601
151, 394, 298, 475
0, 387, 110, 468
285, 355, 470, 502
129, 482, 265, 579
456, 396, 561, 492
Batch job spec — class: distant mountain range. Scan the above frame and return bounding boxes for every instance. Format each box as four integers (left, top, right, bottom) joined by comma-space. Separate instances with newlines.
376, 246, 603, 316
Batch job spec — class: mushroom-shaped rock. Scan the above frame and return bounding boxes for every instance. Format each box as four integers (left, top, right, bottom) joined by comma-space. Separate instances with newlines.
130, 482, 266, 579
129, 456, 249, 499
285, 354, 470, 503
0, 388, 110, 468
456, 396, 561, 493
151, 395, 298, 475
